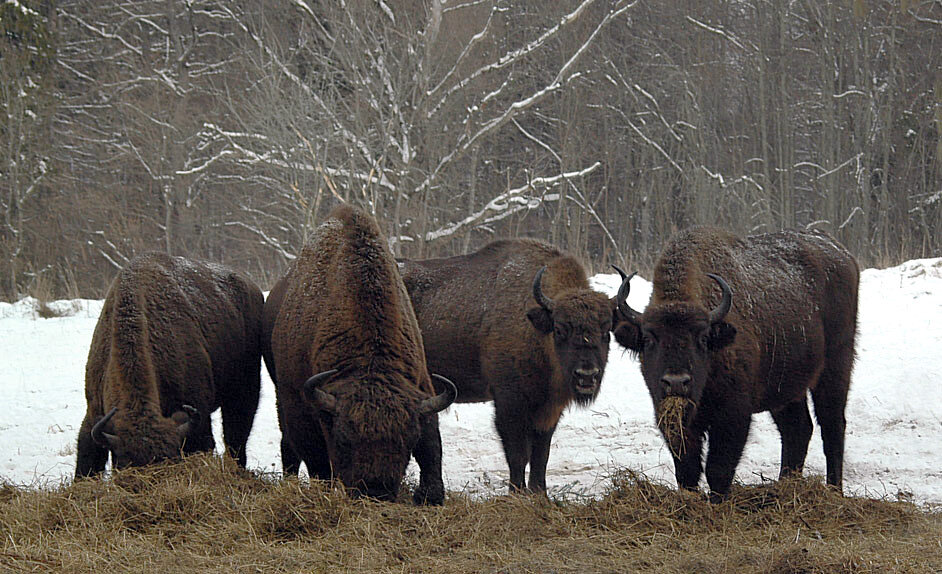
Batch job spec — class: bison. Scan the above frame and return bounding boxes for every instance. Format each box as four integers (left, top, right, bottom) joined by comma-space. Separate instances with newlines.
613, 226, 859, 501
263, 204, 456, 505
398, 239, 630, 493
76, 252, 264, 478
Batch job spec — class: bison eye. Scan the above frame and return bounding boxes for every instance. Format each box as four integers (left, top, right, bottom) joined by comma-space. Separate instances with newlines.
554, 324, 570, 340
697, 333, 709, 350
642, 331, 657, 350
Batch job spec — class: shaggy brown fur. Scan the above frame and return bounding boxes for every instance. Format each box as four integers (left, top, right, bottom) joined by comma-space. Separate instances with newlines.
615, 226, 859, 502
399, 239, 629, 493
76, 252, 263, 477
264, 204, 455, 505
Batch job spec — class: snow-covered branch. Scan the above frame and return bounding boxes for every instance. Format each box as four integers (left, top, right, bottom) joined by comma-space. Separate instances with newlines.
416, 0, 635, 197
424, 163, 602, 242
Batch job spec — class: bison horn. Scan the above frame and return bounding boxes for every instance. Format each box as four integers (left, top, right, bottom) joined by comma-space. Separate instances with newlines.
91, 406, 120, 449
532, 266, 554, 311
611, 265, 642, 326
304, 369, 339, 413
175, 404, 200, 439
706, 273, 733, 324
419, 374, 458, 415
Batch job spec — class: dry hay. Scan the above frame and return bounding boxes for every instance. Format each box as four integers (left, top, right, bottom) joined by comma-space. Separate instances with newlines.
656, 395, 695, 457
1, 454, 940, 573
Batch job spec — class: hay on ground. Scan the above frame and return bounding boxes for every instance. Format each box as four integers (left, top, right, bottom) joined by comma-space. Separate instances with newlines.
1, 454, 939, 573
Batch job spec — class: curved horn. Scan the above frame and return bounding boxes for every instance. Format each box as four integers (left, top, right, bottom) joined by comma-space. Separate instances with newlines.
303, 369, 339, 413
532, 266, 554, 311
419, 374, 458, 415
175, 404, 200, 439
611, 265, 642, 326
91, 406, 119, 448
705, 273, 733, 324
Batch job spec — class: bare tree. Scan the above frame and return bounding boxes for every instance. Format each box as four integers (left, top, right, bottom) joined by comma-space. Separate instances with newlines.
0, 1, 55, 298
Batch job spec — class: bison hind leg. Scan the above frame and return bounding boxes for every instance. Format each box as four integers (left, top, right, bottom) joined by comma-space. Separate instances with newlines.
770, 395, 814, 479
810, 364, 851, 491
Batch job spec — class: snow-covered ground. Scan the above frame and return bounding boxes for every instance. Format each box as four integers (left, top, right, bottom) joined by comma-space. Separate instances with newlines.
2, 259, 940, 506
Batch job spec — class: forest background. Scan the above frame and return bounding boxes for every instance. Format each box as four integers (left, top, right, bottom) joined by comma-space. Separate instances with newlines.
1, 0, 939, 300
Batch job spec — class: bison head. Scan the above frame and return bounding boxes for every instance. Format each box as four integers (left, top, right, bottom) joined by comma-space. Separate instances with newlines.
304, 370, 456, 501
91, 405, 199, 469
526, 267, 627, 405
613, 273, 737, 417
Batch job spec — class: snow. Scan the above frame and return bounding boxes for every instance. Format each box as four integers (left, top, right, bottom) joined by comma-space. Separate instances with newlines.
1, 259, 940, 507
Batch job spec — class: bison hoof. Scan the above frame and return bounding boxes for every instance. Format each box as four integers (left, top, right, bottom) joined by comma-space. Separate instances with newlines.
413, 483, 445, 506
708, 491, 729, 504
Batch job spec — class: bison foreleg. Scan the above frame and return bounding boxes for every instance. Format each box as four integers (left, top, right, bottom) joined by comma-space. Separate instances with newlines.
75, 414, 109, 479
704, 416, 751, 502
280, 435, 301, 477
221, 392, 260, 469
411, 415, 446, 506
493, 402, 531, 493
770, 396, 814, 479
526, 425, 556, 493
671, 433, 704, 493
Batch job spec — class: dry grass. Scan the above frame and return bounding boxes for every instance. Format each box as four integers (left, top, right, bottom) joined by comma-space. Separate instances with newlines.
1, 455, 939, 573
655, 396, 695, 458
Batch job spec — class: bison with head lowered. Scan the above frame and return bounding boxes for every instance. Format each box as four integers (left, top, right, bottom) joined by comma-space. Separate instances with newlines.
399, 239, 630, 493
264, 204, 456, 505
76, 252, 263, 477
614, 226, 859, 501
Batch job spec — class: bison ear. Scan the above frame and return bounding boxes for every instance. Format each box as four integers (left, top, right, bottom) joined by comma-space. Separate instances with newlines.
613, 321, 643, 352
708, 321, 737, 350
526, 306, 554, 334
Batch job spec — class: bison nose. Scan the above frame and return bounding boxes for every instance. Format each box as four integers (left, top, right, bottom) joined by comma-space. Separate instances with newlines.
575, 367, 600, 378
661, 373, 691, 396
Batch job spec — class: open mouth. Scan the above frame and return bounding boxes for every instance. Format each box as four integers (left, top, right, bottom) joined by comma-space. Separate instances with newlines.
574, 377, 599, 395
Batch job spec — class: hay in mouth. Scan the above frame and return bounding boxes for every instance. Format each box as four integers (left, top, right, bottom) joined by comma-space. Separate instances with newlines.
656, 395, 695, 458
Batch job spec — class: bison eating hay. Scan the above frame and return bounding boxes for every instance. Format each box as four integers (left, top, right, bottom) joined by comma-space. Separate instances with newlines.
614, 226, 859, 502
263, 204, 456, 504
399, 239, 630, 493
76, 252, 264, 477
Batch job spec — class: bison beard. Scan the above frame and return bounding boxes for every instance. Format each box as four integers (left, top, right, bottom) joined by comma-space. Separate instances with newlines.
614, 226, 859, 502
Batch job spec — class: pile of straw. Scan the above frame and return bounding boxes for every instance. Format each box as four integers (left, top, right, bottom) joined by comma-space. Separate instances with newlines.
1, 454, 939, 573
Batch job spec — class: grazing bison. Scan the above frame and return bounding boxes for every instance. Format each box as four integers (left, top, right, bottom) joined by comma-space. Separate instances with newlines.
614, 226, 859, 501
399, 239, 630, 493
76, 252, 263, 478
264, 204, 456, 505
